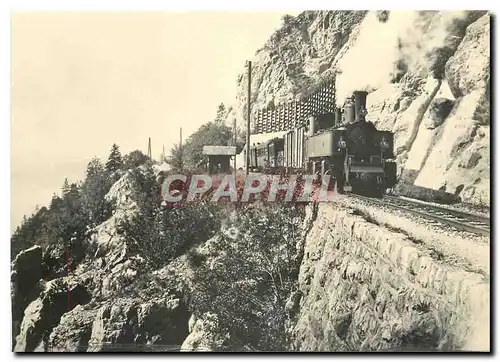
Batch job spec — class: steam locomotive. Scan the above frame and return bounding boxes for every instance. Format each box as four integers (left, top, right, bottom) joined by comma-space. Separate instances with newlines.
248, 91, 397, 197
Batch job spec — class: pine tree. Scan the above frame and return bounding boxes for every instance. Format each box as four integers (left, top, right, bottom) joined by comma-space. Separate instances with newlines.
81, 157, 114, 226
166, 143, 184, 172
62, 178, 70, 196
123, 150, 150, 170
64, 183, 80, 208
215, 103, 226, 125
50, 194, 64, 212
106, 144, 123, 173
86, 157, 105, 178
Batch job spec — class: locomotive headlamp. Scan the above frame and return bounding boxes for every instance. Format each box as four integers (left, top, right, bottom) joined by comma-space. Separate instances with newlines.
380, 137, 389, 149
337, 138, 347, 149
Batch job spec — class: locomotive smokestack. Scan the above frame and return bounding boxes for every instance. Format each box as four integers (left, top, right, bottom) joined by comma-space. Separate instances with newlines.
353, 91, 368, 122
344, 96, 355, 124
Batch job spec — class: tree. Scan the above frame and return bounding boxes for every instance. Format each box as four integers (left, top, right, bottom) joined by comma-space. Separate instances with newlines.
80, 158, 114, 227
106, 144, 123, 173
182, 122, 233, 170
235, 126, 247, 154
11, 157, 114, 263
165, 143, 185, 172
215, 103, 227, 125
282, 14, 294, 25
61, 178, 70, 197
123, 150, 150, 170
49, 194, 64, 212
86, 157, 105, 178
121, 189, 221, 270
11, 207, 51, 259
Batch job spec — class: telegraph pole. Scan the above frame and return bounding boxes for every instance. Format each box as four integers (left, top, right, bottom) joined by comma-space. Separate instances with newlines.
148, 137, 152, 160
179, 127, 183, 171
246, 61, 252, 175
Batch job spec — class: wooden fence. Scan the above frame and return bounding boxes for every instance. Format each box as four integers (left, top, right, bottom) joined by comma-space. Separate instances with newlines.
253, 79, 335, 134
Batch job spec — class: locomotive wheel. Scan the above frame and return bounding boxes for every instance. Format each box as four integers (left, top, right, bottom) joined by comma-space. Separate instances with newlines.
336, 177, 345, 194
374, 176, 385, 198
373, 187, 384, 198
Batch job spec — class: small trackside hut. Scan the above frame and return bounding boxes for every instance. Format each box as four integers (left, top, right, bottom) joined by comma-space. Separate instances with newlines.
202, 146, 237, 174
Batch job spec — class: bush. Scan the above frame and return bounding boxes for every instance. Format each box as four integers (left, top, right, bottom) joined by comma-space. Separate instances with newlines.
121, 166, 222, 269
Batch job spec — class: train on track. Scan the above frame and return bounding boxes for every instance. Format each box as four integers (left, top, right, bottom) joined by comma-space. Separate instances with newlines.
247, 91, 398, 197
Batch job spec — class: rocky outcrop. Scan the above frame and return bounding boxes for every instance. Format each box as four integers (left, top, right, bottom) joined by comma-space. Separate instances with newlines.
445, 14, 490, 101
47, 305, 95, 352
425, 98, 454, 129
86, 296, 189, 351
11, 246, 43, 348
14, 278, 92, 352
180, 313, 222, 351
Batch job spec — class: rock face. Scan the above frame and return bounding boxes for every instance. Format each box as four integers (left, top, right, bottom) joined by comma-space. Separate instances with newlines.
425, 98, 454, 129
14, 278, 92, 352
86, 296, 189, 351
225, 11, 367, 121
47, 305, 95, 352
225, 10, 490, 206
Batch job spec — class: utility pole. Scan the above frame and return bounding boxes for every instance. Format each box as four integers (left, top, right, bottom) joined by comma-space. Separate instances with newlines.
148, 137, 152, 160
246, 60, 251, 175
179, 127, 183, 171
162, 145, 165, 163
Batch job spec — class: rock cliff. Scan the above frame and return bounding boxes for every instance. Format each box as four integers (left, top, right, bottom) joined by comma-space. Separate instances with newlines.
225, 10, 490, 206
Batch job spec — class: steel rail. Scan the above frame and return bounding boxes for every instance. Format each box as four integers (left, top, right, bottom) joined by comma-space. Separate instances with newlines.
351, 194, 490, 236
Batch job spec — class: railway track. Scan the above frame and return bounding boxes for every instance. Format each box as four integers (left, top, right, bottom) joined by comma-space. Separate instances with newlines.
351, 194, 491, 236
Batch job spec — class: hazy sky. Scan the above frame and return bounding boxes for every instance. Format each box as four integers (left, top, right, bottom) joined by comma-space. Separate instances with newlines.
11, 12, 294, 230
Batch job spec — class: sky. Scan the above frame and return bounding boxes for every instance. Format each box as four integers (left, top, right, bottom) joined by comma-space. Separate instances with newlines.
11, 11, 297, 231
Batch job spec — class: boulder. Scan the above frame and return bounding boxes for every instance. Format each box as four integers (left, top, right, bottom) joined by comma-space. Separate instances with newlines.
41, 243, 67, 280
14, 278, 91, 352
87, 296, 189, 352
47, 305, 95, 352
424, 98, 454, 129
181, 313, 222, 352
11, 246, 43, 348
